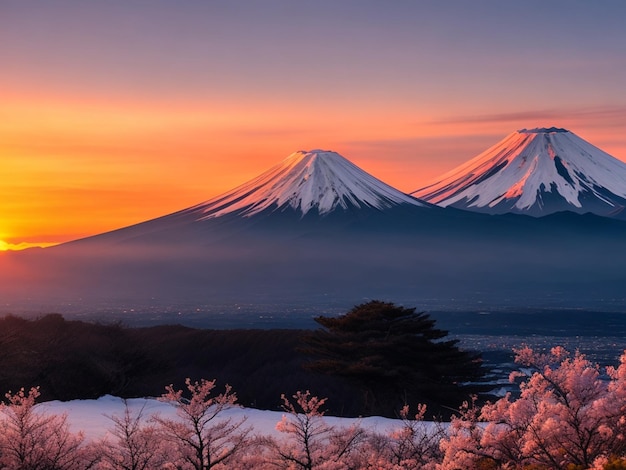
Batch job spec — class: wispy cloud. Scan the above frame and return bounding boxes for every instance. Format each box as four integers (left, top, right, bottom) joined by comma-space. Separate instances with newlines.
431, 106, 626, 129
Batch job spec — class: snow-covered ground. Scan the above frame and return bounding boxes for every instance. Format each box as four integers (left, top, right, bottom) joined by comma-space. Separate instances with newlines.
38, 395, 417, 443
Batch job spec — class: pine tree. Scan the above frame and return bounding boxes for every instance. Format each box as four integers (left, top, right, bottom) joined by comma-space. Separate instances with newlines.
302, 300, 487, 416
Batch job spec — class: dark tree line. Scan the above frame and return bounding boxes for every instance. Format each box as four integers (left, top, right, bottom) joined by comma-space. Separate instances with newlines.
0, 302, 488, 418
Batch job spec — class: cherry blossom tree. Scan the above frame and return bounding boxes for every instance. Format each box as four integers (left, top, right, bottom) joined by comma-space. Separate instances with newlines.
601, 351, 626, 460
153, 378, 251, 470
97, 399, 171, 470
385, 404, 443, 469
0, 386, 98, 469
267, 390, 364, 469
439, 395, 494, 470
353, 404, 443, 470
499, 346, 614, 468
440, 346, 626, 470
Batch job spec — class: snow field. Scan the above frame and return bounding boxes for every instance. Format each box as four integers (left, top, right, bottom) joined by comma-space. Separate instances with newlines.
38, 395, 418, 443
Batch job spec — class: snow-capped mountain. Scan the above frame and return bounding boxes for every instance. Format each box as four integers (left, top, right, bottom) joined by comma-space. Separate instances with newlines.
58, 148, 432, 247
185, 149, 427, 220
412, 128, 626, 217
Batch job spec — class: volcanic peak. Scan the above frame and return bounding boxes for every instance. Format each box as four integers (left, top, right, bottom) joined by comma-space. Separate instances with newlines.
189, 149, 426, 219
412, 128, 626, 217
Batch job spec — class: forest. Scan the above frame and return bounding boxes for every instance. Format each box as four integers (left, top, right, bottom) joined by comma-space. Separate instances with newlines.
0, 302, 487, 418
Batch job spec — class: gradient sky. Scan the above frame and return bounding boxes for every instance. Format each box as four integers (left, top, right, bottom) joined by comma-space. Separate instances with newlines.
2, 0, 626, 248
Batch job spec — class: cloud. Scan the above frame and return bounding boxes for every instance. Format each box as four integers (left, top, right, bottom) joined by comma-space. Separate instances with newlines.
431, 106, 626, 129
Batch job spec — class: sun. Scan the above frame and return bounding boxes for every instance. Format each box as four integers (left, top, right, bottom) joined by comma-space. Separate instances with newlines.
0, 240, 9, 251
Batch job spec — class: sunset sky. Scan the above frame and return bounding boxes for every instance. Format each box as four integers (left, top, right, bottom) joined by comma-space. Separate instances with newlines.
2, 0, 626, 249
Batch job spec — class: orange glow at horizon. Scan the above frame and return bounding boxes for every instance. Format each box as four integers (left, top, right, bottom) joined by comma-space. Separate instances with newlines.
2, 93, 626, 249
0, 94, 436, 248
0, 240, 59, 251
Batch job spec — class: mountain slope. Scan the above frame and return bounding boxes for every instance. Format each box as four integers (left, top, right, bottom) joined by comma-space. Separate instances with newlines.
412, 128, 626, 217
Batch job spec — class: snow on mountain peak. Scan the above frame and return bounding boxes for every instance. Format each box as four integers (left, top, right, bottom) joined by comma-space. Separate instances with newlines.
412, 128, 626, 217
190, 149, 427, 219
